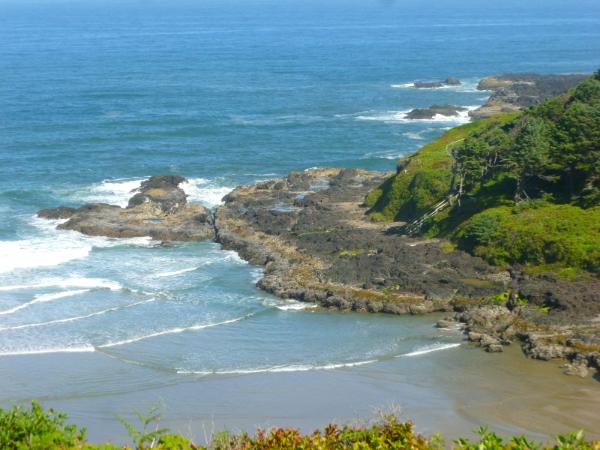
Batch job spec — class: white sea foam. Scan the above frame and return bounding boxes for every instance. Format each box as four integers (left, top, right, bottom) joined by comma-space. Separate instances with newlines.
74, 177, 233, 209
181, 178, 233, 208
0, 298, 156, 331
177, 359, 378, 376
0, 237, 91, 274
155, 267, 199, 278
0, 345, 95, 357
403, 128, 438, 140
363, 150, 406, 161
0, 216, 152, 274
390, 82, 415, 88
222, 250, 248, 265
0, 289, 90, 316
263, 298, 317, 311
398, 342, 461, 357
98, 316, 248, 348
79, 178, 144, 207
250, 268, 264, 283
0, 277, 122, 292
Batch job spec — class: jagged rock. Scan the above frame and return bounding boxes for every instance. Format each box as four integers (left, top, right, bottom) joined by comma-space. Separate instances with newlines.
459, 305, 516, 334
468, 332, 483, 342
521, 333, 570, 361
37, 175, 215, 241
435, 318, 457, 328
413, 77, 461, 88
37, 206, 77, 220
471, 73, 588, 120
563, 364, 589, 378
127, 175, 188, 214
405, 105, 467, 120
486, 344, 504, 353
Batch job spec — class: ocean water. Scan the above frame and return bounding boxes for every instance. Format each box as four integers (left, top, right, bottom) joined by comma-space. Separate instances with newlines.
1, 0, 600, 441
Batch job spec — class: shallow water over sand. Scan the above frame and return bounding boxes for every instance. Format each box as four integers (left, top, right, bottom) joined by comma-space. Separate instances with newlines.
2, 338, 599, 445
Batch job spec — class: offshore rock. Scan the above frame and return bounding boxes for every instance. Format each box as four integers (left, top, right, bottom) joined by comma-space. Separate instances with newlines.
405, 105, 467, 120
413, 77, 461, 88
37, 175, 214, 241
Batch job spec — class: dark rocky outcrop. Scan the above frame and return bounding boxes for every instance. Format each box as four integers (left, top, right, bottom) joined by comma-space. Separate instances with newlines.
413, 77, 461, 89
37, 175, 214, 241
405, 104, 467, 120
470, 73, 588, 119
215, 168, 508, 315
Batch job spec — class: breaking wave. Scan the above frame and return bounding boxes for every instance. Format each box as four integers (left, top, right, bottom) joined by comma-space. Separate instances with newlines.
98, 315, 250, 348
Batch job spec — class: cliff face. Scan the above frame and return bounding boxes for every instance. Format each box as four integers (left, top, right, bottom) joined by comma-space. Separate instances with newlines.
470, 73, 588, 119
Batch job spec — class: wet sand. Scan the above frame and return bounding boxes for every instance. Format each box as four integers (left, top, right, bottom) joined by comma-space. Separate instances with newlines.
1, 341, 598, 445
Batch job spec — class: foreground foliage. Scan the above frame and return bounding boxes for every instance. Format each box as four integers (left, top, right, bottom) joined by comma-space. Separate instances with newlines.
1, 403, 599, 450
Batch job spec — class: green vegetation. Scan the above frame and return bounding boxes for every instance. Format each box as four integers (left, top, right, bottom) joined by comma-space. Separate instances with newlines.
0, 402, 87, 450
366, 73, 600, 272
365, 118, 506, 222
1, 403, 599, 450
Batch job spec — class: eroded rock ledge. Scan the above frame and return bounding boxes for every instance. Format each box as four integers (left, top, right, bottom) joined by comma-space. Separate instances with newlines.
470, 73, 589, 120
215, 168, 508, 314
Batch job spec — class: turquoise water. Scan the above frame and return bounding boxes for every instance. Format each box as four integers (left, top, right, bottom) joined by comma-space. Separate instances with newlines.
1, 0, 600, 439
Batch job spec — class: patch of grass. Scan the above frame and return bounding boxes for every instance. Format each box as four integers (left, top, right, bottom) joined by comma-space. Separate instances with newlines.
365, 115, 516, 222
440, 241, 456, 253
454, 204, 600, 272
338, 248, 365, 257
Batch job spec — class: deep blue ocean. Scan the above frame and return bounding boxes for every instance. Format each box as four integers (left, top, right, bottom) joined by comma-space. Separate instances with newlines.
1, 0, 600, 440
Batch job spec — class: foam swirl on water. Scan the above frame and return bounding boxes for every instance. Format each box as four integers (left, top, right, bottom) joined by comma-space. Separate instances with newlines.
0, 289, 90, 316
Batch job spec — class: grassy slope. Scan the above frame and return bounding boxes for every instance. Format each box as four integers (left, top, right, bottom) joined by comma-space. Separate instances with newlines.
365, 78, 600, 273
365, 115, 516, 222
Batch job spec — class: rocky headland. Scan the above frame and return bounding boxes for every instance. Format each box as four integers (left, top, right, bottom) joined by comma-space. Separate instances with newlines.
470, 73, 588, 119
36, 72, 600, 378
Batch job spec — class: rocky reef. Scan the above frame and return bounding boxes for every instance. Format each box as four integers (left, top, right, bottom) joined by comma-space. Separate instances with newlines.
405, 104, 467, 120
412, 76, 461, 88
470, 73, 588, 119
38, 175, 214, 241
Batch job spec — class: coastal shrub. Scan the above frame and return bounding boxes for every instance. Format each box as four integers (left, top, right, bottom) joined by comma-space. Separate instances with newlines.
365, 119, 498, 221
453, 427, 600, 450
216, 415, 431, 450
454, 204, 600, 271
2, 403, 599, 450
118, 402, 170, 450
0, 401, 87, 450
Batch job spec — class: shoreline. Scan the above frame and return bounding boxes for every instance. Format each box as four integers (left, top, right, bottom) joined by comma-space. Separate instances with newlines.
35, 167, 600, 380
2, 337, 600, 445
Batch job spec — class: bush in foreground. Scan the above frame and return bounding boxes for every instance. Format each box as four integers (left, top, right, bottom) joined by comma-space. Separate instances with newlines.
1, 402, 599, 450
